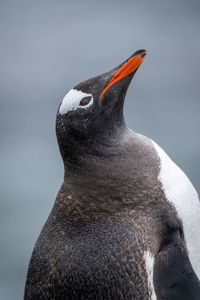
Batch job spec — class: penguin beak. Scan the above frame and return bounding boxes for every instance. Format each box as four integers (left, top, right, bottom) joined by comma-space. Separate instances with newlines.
100, 49, 147, 100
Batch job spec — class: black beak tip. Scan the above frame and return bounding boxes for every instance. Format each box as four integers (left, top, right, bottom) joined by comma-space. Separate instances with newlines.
132, 49, 147, 58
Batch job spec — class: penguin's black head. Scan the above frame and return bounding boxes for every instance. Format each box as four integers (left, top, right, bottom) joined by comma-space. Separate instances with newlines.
56, 49, 146, 166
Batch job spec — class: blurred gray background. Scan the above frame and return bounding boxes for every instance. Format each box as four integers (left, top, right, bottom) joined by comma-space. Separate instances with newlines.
1, 0, 200, 299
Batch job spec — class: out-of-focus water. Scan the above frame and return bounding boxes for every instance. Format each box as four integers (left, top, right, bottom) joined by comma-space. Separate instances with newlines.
0, 0, 200, 299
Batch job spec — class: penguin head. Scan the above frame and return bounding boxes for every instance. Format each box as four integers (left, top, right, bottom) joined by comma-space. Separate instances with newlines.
56, 49, 146, 165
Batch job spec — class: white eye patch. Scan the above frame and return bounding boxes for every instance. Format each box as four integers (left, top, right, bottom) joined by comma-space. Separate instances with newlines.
59, 89, 93, 115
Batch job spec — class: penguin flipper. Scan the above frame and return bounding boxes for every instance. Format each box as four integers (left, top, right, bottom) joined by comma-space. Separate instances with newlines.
154, 246, 200, 300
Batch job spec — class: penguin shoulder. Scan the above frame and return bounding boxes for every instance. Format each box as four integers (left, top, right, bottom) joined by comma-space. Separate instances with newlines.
151, 139, 200, 279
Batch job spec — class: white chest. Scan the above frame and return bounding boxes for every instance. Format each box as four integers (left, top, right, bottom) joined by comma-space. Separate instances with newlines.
152, 140, 200, 279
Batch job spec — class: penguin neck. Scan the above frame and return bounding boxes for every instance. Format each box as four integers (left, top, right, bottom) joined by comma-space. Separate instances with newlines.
61, 122, 126, 170
62, 125, 131, 188
55, 127, 156, 215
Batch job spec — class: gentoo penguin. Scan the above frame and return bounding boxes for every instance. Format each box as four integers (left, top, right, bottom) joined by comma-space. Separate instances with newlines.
25, 50, 200, 300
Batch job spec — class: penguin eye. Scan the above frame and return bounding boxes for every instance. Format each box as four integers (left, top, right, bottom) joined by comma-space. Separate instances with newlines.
59, 89, 93, 115
79, 96, 92, 106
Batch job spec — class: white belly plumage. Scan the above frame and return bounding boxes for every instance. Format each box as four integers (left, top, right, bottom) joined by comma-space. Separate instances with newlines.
152, 140, 200, 279
144, 251, 157, 300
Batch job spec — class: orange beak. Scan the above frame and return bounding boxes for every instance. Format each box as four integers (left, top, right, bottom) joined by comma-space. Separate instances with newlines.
100, 50, 146, 100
